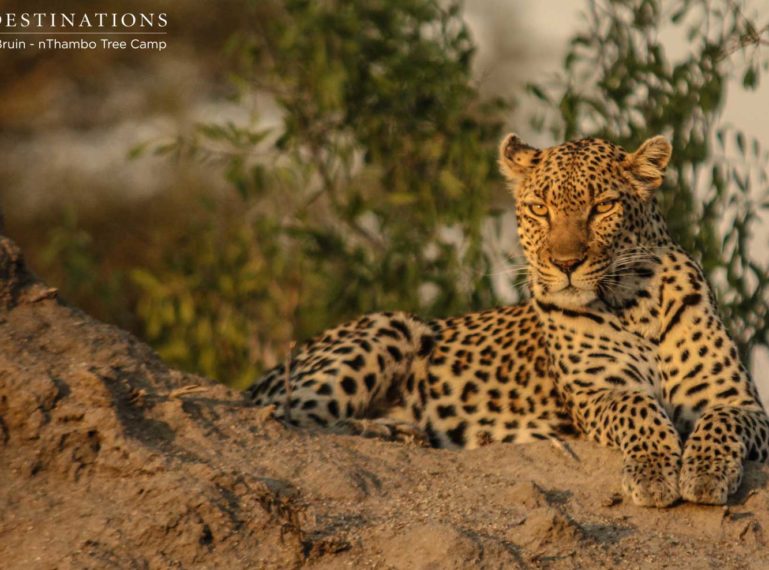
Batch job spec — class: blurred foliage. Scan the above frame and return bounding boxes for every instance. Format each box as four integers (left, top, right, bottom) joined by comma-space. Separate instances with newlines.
129, 0, 509, 386
130, 218, 302, 386
35, 0, 769, 386
529, 0, 769, 363
40, 208, 129, 325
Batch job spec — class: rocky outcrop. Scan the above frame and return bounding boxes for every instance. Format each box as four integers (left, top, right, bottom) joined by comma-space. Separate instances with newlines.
1, 236, 768, 569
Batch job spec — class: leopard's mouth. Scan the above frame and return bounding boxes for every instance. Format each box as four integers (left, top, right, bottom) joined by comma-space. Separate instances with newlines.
528, 255, 604, 308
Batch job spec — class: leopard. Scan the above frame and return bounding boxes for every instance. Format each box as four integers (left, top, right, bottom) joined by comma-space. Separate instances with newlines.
246, 133, 769, 507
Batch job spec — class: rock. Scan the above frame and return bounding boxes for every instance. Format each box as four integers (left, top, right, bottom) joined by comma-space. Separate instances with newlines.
1, 234, 769, 569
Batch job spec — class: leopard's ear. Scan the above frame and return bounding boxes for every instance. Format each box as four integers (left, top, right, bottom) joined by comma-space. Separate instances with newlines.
498, 133, 540, 190
623, 135, 672, 200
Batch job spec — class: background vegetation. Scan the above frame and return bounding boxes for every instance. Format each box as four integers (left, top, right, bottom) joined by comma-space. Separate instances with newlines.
3, 0, 769, 388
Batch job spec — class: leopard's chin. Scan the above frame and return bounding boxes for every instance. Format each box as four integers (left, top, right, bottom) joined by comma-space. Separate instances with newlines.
539, 285, 597, 309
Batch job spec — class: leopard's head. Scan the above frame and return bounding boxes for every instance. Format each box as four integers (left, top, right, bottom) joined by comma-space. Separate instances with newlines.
498, 134, 672, 309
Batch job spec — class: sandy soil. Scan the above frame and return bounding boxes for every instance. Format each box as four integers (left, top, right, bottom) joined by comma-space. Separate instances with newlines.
1, 235, 768, 569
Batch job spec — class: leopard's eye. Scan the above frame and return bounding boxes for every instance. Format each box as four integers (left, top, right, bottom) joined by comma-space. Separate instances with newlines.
593, 199, 617, 215
528, 203, 548, 217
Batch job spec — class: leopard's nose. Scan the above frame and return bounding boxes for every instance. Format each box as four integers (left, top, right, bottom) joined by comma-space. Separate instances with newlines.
550, 256, 586, 275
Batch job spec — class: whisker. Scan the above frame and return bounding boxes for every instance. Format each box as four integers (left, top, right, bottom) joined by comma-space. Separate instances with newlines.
612, 255, 655, 265
485, 266, 530, 277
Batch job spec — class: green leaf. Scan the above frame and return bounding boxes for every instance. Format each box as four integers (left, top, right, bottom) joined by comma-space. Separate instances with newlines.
736, 132, 746, 154
743, 66, 758, 89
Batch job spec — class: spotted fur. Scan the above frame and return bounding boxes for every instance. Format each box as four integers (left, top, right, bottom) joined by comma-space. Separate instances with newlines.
246, 134, 769, 507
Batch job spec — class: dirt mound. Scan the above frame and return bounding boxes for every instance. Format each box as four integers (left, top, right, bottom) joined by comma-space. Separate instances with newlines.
1, 235, 768, 569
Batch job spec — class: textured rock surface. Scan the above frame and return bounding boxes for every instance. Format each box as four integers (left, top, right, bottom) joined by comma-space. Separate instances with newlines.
1, 235, 768, 569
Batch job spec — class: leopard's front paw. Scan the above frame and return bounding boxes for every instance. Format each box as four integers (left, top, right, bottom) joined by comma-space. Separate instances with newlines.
679, 454, 743, 505
622, 453, 680, 508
